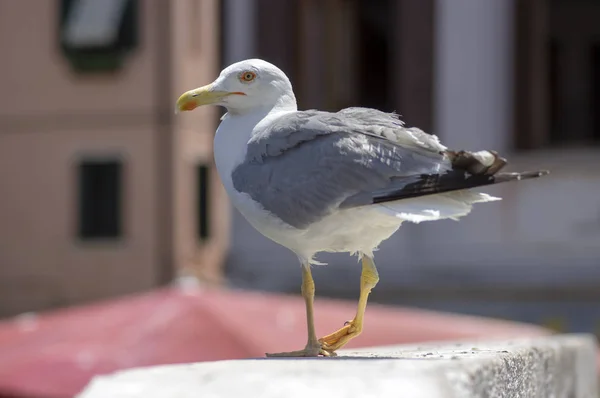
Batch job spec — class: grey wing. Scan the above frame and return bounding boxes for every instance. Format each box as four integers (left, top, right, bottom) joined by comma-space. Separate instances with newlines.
247, 107, 447, 159
231, 109, 451, 229
335, 107, 447, 155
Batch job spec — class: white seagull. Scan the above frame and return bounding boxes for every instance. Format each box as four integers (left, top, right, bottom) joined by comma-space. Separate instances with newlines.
176, 59, 548, 357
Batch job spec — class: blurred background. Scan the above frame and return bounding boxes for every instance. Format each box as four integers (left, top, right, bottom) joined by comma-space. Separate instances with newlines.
0, 0, 600, 396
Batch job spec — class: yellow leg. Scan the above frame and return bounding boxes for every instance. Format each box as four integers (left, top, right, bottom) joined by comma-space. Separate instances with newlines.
266, 264, 332, 357
319, 255, 379, 354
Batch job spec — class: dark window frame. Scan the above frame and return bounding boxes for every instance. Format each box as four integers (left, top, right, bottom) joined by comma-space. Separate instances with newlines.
77, 157, 124, 241
195, 164, 210, 242
59, 0, 140, 73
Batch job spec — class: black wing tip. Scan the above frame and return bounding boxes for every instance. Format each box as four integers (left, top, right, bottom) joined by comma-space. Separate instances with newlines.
372, 169, 550, 204
447, 149, 552, 180
447, 149, 508, 176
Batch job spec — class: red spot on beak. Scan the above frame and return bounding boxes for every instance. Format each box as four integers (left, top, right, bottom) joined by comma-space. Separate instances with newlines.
181, 102, 197, 111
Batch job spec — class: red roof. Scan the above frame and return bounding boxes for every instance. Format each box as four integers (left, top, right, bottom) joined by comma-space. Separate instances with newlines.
0, 286, 549, 398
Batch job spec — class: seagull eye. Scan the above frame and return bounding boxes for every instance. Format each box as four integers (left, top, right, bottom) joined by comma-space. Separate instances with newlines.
239, 71, 257, 83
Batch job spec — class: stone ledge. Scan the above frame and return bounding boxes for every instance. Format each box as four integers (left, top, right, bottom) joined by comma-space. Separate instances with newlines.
77, 334, 597, 398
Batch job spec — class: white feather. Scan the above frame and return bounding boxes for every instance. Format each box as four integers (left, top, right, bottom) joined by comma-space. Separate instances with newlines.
377, 191, 500, 223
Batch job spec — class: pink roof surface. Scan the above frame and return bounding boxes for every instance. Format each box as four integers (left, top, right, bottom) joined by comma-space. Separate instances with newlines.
0, 287, 549, 398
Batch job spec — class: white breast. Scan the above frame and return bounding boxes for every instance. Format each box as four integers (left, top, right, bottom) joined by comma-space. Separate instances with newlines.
213, 115, 250, 193
213, 110, 302, 247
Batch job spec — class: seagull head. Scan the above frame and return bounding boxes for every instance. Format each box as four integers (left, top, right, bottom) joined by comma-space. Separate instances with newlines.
176, 59, 297, 115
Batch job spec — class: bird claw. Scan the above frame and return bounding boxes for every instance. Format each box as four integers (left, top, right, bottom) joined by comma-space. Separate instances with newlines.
266, 342, 334, 358
318, 319, 362, 353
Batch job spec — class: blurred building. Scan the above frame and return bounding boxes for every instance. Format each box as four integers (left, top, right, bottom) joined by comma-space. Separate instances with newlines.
0, 0, 228, 317
227, 0, 600, 150
1, 0, 600, 328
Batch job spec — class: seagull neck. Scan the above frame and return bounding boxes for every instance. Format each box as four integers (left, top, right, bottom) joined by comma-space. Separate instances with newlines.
272, 92, 297, 113
228, 99, 297, 118
213, 107, 274, 191
214, 98, 297, 189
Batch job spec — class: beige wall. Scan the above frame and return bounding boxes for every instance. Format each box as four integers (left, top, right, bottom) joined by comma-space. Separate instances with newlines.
170, 0, 231, 284
0, 0, 226, 316
0, 0, 158, 117
0, 128, 159, 315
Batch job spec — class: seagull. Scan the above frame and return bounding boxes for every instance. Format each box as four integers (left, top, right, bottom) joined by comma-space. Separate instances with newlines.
176, 59, 548, 357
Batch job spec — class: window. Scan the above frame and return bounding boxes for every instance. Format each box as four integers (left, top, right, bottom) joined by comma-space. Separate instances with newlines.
196, 164, 210, 241
357, 0, 393, 112
59, 0, 139, 73
516, 0, 600, 149
78, 159, 123, 239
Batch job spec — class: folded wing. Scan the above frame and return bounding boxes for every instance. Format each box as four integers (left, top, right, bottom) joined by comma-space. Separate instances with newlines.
232, 107, 548, 229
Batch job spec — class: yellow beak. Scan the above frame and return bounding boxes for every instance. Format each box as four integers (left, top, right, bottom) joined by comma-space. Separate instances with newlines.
175, 84, 237, 113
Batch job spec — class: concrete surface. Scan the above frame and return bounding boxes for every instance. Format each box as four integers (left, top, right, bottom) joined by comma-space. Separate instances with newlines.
77, 334, 597, 398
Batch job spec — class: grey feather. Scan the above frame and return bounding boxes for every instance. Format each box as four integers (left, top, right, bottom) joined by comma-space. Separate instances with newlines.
232, 107, 451, 229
